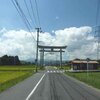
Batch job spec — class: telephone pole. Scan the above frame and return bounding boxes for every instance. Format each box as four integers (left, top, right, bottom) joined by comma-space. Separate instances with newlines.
35, 27, 41, 72
95, 26, 100, 60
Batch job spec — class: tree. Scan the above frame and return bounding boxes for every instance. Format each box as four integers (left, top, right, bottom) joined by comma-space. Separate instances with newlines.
1, 55, 9, 65
0, 55, 21, 65
14, 56, 20, 65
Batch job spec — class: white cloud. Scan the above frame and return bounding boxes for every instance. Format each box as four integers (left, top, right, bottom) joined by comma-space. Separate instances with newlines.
0, 26, 97, 61
55, 16, 59, 20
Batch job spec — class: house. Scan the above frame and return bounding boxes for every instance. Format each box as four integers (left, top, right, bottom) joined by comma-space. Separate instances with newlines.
71, 60, 98, 70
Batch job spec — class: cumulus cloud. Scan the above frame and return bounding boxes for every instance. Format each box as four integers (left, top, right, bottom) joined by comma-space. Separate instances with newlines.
0, 26, 97, 61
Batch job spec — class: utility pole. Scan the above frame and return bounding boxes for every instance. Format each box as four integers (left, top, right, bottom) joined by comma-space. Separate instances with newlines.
86, 58, 89, 78
95, 26, 100, 60
60, 49, 62, 69
35, 27, 41, 72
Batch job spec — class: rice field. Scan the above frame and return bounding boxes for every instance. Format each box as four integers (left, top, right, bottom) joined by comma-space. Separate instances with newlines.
0, 65, 35, 71
0, 65, 35, 92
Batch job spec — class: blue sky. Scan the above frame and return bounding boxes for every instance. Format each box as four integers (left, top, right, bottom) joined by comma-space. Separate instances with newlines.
0, 0, 99, 60
0, 0, 99, 32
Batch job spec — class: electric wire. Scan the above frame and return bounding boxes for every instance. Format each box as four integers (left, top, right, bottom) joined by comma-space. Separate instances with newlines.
11, 0, 29, 29
13, 0, 32, 30
95, 0, 100, 60
12, 0, 42, 42
15, 0, 32, 30
35, 0, 41, 27
30, 0, 38, 27
96, 0, 100, 25
24, 0, 36, 28
11, 0, 36, 41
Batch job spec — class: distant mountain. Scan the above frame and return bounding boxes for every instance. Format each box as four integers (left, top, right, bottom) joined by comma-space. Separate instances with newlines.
25, 58, 35, 63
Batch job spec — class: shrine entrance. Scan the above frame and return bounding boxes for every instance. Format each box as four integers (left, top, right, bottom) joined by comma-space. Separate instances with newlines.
38, 45, 67, 68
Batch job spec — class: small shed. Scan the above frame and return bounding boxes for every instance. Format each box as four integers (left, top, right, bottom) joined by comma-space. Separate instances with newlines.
71, 60, 98, 70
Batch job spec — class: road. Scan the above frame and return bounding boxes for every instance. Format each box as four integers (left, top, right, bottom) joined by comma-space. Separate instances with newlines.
0, 67, 100, 100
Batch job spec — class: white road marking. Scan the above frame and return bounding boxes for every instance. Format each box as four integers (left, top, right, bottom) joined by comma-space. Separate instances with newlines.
26, 73, 46, 100
63, 70, 65, 72
46, 70, 65, 73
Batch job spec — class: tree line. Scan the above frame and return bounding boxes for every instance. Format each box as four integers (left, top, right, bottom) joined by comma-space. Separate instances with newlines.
0, 55, 20, 65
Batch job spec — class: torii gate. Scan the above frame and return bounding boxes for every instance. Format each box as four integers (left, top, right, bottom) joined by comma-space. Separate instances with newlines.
38, 45, 67, 68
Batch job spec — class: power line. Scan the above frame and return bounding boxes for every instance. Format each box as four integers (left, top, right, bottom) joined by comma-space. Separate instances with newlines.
11, 0, 27, 28
11, 0, 36, 41
24, 0, 36, 28
16, 0, 32, 29
13, 0, 32, 29
35, 0, 41, 27
95, 0, 100, 60
30, 0, 38, 27
96, 0, 100, 25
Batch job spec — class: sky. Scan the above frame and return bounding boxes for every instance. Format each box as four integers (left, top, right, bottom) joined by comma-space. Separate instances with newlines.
0, 0, 100, 61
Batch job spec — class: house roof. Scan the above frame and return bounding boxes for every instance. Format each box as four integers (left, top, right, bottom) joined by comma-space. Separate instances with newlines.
72, 60, 98, 64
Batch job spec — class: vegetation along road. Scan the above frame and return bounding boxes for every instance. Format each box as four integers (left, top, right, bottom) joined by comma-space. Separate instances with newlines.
0, 66, 100, 100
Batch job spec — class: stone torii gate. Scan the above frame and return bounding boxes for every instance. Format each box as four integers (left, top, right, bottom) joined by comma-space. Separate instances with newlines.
38, 45, 67, 68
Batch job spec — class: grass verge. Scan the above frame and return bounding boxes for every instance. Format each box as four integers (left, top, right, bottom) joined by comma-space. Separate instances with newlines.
59, 66, 71, 70
65, 72, 100, 89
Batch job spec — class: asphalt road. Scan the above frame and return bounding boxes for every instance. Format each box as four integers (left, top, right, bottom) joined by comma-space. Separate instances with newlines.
29, 72, 100, 100
0, 67, 100, 100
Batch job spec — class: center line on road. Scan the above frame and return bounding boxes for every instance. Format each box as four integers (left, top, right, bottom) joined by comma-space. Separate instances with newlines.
26, 73, 46, 100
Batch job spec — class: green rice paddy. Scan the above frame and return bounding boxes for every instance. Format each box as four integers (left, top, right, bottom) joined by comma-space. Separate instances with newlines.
0, 65, 35, 92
